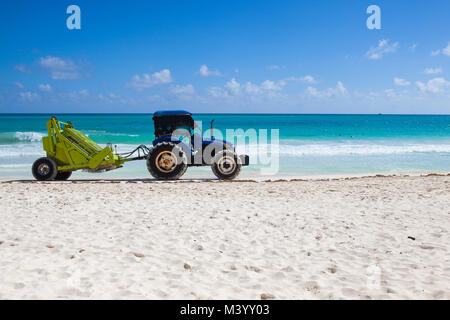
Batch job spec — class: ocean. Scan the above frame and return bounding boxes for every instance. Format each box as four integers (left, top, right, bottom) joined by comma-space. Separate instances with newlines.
0, 113, 449, 179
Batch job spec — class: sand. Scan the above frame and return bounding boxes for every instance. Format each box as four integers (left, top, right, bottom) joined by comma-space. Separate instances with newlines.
0, 175, 449, 300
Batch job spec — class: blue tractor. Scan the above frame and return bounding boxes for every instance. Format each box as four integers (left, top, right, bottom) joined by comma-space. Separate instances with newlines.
147, 110, 249, 180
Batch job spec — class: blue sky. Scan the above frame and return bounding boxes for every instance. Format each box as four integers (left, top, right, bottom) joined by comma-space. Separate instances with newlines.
0, 0, 449, 113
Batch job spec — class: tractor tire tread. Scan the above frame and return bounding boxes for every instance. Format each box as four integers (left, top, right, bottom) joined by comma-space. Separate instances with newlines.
146, 142, 188, 180
32, 157, 58, 181
211, 150, 242, 180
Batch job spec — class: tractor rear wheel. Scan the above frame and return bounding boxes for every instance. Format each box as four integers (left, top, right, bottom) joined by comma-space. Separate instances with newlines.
32, 157, 58, 181
147, 142, 188, 180
54, 171, 72, 181
211, 150, 242, 180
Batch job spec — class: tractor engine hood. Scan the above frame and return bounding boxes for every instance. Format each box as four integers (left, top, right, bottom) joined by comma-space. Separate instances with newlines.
201, 137, 234, 150
152, 135, 234, 150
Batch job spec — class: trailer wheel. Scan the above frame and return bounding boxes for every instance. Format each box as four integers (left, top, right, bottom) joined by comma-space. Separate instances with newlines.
54, 171, 72, 181
211, 150, 242, 180
147, 142, 187, 180
32, 157, 58, 181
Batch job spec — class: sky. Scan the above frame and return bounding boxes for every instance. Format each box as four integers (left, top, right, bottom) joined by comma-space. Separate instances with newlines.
0, 0, 449, 114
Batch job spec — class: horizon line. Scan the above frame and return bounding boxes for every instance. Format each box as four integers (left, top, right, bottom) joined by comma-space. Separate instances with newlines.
1, 112, 450, 116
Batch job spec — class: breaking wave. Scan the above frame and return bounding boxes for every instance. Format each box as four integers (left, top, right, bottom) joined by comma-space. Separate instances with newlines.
0, 143, 45, 158
238, 142, 450, 156
0, 132, 44, 144
1, 140, 449, 159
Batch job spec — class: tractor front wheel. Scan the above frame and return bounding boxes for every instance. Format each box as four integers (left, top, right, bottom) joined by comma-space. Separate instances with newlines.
146, 142, 188, 180
211, 150, 242, 180
54, 171, 72, 181
32, 157, 58, 181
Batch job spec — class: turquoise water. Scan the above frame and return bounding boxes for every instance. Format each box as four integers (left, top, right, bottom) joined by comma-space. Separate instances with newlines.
0, 113, 449, 179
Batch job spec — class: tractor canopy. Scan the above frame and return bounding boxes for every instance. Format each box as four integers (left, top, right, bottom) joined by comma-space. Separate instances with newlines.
152, 110, 195, 138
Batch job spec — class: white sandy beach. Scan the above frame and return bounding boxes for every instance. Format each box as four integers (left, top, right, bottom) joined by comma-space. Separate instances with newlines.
0, 174, 449, 300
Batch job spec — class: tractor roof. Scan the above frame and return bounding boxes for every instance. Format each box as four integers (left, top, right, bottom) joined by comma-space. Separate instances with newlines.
152, 110, 191, 118
152, 110, 194, 137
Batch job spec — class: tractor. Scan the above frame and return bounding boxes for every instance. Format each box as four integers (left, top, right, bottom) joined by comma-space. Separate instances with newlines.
148, 110, 249, 180
31, 111, 249, 181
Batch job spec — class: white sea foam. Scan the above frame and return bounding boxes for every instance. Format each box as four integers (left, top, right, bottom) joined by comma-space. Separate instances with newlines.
112, 142, 450, 157
237, 142, 450, 157
0, 143, 45, 158
1, 141, 449, 160
0, 163, 30, 168
14, 132, 44, 142
83, 130, 140, 137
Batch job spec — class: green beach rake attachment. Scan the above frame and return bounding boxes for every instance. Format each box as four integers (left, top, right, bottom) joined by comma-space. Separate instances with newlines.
32, 117, 148, 181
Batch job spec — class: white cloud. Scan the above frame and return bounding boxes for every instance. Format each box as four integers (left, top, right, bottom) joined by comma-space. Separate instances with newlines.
443, 42, 450, 56
62, 90, 134, 105
431, 50, 441, 56
14, 64, 30, 73
261, 80, 283, 91
304, 86, 320, 97
409, 43, 418, 52
40, 56, 70, 69
207, 86, 228, 98
336, 81, 347, 95
64, 89, 90, 101
246, 79, 286, 95
129, 69, 173, 90
384, 89, 396, 97
39, 56, 80, 80
366, 39, 399, 60
19, 92, 39, 102
78, 89, 89, 97
416, 77, 450, 93
95, 92, 136, 105
424, 67, 442, 75
208, 77, 287, 99
198, 65, 221, 77
431, 42, 450, 57
300, 75, 317, 83
286, 75, 317, 84
170, 84, 195, 95
394, 77, 411, 86
244, 82, 261, 95
38, 84, 52, 92
267, 65, 281, 70
303, 82, 348, 98
225, 78, 241, 95
13, 82, 24, 89
151, 69, 172, 83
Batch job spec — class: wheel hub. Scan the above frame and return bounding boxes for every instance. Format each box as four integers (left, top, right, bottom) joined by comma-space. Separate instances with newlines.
217, 156, 236, 175
156, 151, 177, 173
38, 163, 50, 176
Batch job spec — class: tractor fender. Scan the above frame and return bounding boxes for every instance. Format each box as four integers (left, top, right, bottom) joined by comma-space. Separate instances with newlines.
152, 136, 191, 156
